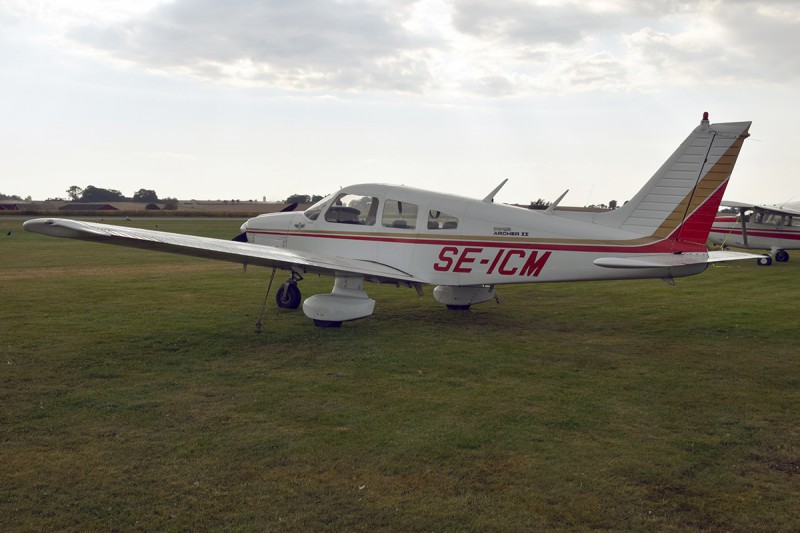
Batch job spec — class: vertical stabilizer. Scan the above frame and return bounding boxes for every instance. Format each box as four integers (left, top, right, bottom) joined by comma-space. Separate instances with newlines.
604, 113, 751, 245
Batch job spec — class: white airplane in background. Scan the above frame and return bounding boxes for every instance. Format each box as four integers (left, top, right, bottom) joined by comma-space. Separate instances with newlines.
25, 113, 759, 327
709, 201, 800, 266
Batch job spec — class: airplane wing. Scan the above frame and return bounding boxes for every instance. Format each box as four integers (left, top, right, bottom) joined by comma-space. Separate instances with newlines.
722, 201, 800, 216
593, 250, 763, 269
22, 218, 424, 283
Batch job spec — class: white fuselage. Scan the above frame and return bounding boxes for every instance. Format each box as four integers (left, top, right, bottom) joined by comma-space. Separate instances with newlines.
243, 184, 708, 286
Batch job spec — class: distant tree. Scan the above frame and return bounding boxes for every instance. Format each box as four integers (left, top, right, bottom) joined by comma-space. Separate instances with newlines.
284, 194, 311, 204
80, 185, 125, 202
162, 197, 178, 210
133, 189, 159, 202
528, 198, 551, 210
0, 193, 23, 201
311, 195, 324, 203
609, 200, 618, 210
66, 185, 83, 201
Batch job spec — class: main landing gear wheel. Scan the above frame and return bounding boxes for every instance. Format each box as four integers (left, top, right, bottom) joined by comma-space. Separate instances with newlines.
313, 319, 342, 328
276, 283, 301, 309
775, 250, 790, 262
757, 256, 773, 266
446, 304, 471, 311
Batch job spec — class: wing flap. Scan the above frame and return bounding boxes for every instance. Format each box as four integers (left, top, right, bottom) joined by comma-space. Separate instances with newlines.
23, 218, 424, 283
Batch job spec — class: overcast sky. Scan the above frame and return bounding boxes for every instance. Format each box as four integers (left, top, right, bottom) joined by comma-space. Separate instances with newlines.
2, 0, 799, 206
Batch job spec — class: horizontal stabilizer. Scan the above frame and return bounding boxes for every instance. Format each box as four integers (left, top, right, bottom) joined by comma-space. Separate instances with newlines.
594, 250, 763, 269
706, 250, 767, 263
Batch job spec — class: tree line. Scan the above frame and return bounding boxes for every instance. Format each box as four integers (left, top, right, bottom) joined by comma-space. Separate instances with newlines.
66, 185, 168, 203
63, 186, 178, 209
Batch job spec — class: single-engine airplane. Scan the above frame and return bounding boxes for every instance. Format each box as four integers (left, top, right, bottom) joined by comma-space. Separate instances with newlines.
25, 113, 759, 327
709, 201, 800, 265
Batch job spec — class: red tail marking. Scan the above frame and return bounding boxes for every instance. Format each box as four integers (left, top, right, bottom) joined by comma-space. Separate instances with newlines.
675, 181, 729, 245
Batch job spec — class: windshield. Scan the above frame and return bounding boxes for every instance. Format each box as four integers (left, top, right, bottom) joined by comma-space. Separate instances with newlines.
303, 193, 335, 221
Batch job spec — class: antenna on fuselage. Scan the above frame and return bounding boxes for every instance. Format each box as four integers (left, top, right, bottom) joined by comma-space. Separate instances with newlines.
543, 189, 569, 215
483, 179, 508, 203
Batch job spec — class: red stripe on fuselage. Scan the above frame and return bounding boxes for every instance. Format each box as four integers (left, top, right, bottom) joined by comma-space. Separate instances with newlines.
246, 229, 707, 254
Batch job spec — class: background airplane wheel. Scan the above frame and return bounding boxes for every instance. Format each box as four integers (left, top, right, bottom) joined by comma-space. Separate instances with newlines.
446, 304, 471, 311
275, 284, 301, 309
775, 250, 790, 262
757, 256, 773, 266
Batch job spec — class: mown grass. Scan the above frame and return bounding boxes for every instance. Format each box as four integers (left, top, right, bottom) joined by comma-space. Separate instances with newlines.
2, 216, 799, 531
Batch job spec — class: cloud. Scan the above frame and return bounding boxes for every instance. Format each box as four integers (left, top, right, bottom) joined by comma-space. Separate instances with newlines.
69, 0, 434, 92
30, 0, 800, 96
624, 2, 800, 86
450, 0, 617, 46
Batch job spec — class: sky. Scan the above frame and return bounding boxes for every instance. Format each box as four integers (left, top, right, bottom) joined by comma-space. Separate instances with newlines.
2, 0, 800, 206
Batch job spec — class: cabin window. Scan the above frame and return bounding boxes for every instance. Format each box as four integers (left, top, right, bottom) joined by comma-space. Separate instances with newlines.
426, 209, 459, 230
791, 216, 800, 227
382, 199, 418, 230
762, 213, 782, 225
324, 193, 378, 225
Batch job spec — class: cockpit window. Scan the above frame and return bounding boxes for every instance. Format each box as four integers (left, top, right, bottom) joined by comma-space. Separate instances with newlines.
382, 199, 418, 230
324, 193, 378, 225
427, 209, 459, 230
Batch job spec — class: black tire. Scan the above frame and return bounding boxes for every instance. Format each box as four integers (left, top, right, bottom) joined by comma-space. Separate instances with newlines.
775, 250, 790, 262
313, 319, 342, 328
757, 256, 773, 266
446, 304, 471, 311
275, 284, 301, 309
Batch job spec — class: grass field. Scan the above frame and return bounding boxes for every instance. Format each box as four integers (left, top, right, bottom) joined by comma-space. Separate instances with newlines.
2, 216, 799, 531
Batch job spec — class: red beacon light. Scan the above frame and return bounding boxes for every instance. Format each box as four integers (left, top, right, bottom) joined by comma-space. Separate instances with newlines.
702, 111, 709, 121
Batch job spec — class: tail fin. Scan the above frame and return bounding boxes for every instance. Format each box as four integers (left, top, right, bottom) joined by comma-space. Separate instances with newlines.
602, 113, 751, 245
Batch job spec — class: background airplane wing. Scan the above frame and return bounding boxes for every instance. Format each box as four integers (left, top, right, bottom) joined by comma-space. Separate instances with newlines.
23, 218, 424, 283
722, 200, 800, 216
720, 200, 757, 210
593, 250, 763, 269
